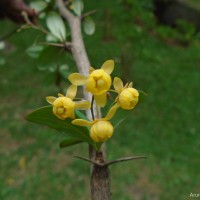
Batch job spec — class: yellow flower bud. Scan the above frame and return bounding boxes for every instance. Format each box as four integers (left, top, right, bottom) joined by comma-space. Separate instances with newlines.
118, 88, 139, 110
53, 97, 75, 120
90, 120, 114, 142
85, 69, 111, 95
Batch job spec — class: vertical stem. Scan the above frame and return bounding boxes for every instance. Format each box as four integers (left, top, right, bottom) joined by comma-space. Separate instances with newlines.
91, 151, 110, 200
56, 1, 110, 199
91, 96, 95, 120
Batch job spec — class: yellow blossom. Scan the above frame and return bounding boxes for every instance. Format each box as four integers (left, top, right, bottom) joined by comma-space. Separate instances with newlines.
68, 60, 114, 107
72, 104, 119, 142
90, 121, 113, 142
113, 77, 139, 110
46, 85, 91, 120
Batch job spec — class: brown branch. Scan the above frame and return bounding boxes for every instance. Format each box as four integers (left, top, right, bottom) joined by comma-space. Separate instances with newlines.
40, 42, 71, 47
56, 0, 91, 76
40, 42, 72, 53
105, 156, 147, 166
56, 0, 73, 22
21, 11, 49, 35
74, 155, 103, 166
74, 155, 147, 167
0, 0, 37, 23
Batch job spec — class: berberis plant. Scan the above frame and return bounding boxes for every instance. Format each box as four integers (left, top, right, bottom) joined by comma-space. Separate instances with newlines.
27, 60, 139, 150
25, 0, 146, 199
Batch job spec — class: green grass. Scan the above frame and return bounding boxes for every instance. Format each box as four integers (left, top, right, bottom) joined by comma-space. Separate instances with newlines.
0, 1, 200, 199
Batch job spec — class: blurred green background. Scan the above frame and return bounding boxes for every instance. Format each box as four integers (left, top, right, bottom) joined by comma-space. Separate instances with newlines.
0, 0, 200, 199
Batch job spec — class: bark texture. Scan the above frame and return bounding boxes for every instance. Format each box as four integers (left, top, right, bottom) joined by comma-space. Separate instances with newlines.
91, 152, 110, 200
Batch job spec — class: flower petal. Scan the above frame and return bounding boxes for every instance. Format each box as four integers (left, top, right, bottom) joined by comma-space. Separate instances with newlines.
68, 112, 75, 119
124, 83, 129, 88
75, 101, 91, 109
89, 67, 95, 73
101, 60, 114, 75
94, 93, 107, 107
66, 85, 77, 100
113, 77, 123, 93
103, 104, 120, 120
57, 93, 64, 97
72, 119, 93, 126
68, 73, 87, 85
90, 132, 100, 142
128, 82, 133, 88
46, 96, 56, 104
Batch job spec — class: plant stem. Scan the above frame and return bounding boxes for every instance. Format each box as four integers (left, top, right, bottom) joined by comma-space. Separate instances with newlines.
91, 96, 95, 120
90, 151, 110, 200
56, 1, 110, 199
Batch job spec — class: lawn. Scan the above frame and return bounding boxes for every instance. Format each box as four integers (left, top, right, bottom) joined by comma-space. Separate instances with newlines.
0, 0, 200, 199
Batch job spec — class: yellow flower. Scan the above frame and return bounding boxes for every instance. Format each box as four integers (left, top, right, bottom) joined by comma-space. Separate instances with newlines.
113, 77, 139, 110
72, 104, 119, 142
52, 97, 75, 120
68, 60, 114, 107
90, 121, 113, 142
46, 85, 91, 120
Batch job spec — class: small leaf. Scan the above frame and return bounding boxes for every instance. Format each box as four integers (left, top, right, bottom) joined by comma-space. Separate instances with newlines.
72, 0, 84, 16
0, 42, 5, 50
83, 17, 95, 35
48, 64, 57, 73
30, 1, 47, 12
26, 45, 44, 58
46, 12, 66, 42
37, 66, 48, 71
26, 106, 94, 145
46, 33, 58, 42
60, 137, 82, 148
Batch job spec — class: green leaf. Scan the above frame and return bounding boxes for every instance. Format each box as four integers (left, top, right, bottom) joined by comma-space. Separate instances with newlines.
83, 17, 95, 35
26, 106, 94, 145
72, 0, 84, 16
48, 64, 57, 73
37, 65, 48, 71
0, 42, 5, 50
30, 1, 47, 12
26, 45, 44, 58
60, 137, 82, 148
46, 12, 66, 42
46, 33, 58, 42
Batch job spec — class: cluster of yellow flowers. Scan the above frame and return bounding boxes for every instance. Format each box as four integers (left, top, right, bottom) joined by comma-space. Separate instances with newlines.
46, 60, 139, 143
